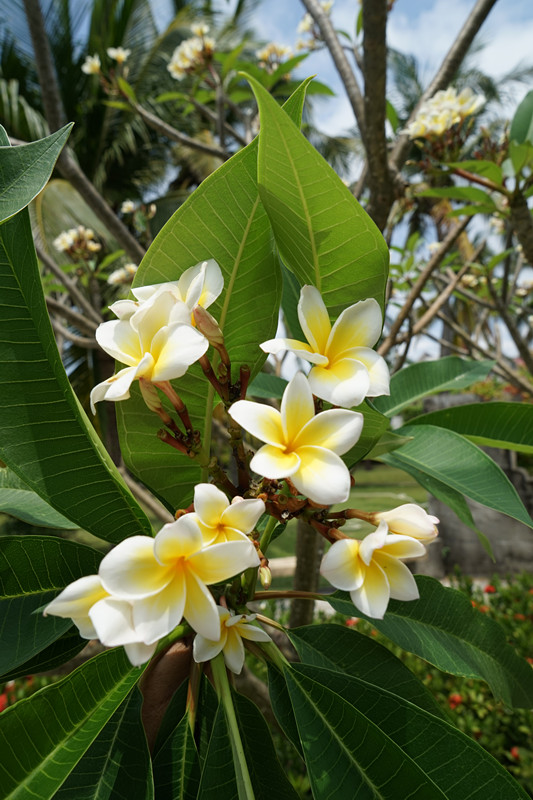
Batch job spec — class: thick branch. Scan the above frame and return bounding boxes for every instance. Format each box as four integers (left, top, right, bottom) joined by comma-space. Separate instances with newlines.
37, 244, 103, 324
51, 319, 99, 348
300, 0, 366, 139
189, 97, 247, 147
46, 296, 98, 334
362, 0, 394, 229
133, 103, 229, 159
391, 0, 499, 171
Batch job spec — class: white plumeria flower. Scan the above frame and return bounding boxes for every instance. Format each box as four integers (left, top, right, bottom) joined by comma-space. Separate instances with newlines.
229, 372, 363, 505
132, 259, 224, 316
193, 607, 271, 674
121, 199, 136, 214
43, 575, 109, 640
90, 290, 208, 412
261, 286, 389, 408
189, 483, 265, 545
98, 518, 260, 643
191, 22, 209, 36
372, 504, 439, 544
107, 46, 131, 64
297, 13, 313, 33
53, 230, 75, 252
320, 522, 426, 619
81, 54, 101, 74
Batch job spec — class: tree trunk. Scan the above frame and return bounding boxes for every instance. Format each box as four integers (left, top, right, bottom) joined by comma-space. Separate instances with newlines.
288, 518, 324, 628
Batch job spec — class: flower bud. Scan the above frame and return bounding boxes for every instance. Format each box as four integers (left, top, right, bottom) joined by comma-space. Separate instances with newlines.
139, 379, 163, 413
372, 504, 438, 543
193, 305, 225, 346
259, 566, 272, 589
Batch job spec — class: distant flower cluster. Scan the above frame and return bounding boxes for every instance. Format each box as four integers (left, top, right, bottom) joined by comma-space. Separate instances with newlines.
296, 1, 334, 51
107, 263, 138, 286
53, 225, 102, 255
81, 47, 131, 75
256, 42, 293, 70
167, 24, 215, 81
406, 87, 485, 139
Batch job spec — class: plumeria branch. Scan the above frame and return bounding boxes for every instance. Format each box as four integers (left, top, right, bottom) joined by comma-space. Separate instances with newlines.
132, 102, 229, 160
37, 244, 103, 325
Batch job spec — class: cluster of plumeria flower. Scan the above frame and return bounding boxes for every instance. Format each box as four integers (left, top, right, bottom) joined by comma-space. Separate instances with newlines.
107, 262, 138, 286
296, 1, 334, 51
167, 24, 215, 81
256, 43, 293, 71
53, 225, 102, 256
406, 86, 485, 140
45, 258, 439, 668
81, 47, 131, 75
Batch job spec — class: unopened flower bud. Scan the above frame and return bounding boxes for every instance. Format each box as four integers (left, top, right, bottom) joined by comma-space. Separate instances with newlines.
193, 305, 225, 345
139, 379, 163, 413
259, 566, 272, 589
372, 504, 439, 543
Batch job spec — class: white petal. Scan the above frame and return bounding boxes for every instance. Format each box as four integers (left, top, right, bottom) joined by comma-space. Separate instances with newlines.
123, 641, 157, 666
236, 623, 272, 643
221, 498, 265, 534
108, 299, 138, 319
193, 633, 225, 664
281, 372, 315, 442
183, 570, 220, 640
320, 538, 364, 591
308, 360, 370, 408
95, 319, 141, 365
89, 597, 140, 646
376, 504, 438, 542
223, 628, 246, 674
151, 324, 208, 381
380, 534, 427, 560
298, 285, 331, 353
344, 348, 390, 397
291, 446, 352, 504
350, 560, 390, 619
358, 522, 389, 566
326, 298, 383, 356
196, 259, 224, 308
154, 515, 203, 564
43, 575, 107, 620
72, 616, 99, 640
260, 338, 328, 365
294, 409, 363, 455
229, 401, 284, 447
132, 575, 186, 644
375, 554, 420, 602
194, 483, 229, 528
250, 444, 300, 480
189, 540, 259, 584
99, 536, 172, 599
92, 365, 138, 410
131, 291, 177, 344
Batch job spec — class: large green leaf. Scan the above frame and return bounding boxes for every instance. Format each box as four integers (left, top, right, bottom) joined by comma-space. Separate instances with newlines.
289, 624, 445, 719
0, 536, 102, 677
373, 357, 494, 417
0, 649, 144, 800
196, 704, 239, 800
152, 710, 201, 800
295, 663, 528, 800
0, 467, 76, 528
446, 159, 503, 186
381, 424, 532, 529
52, 687, 153, 800
0, 123, 72, 224
510, 90, 533, 144
284, 665, 446, 800
408, 402, 533, 454
117, 83, 311, 511
0, 205, 153, 543
280, 262, 305, 341
249, 76, 389, 317
345, 401, 390, 467
327, 575, 533, 708
418, 186, 496, 207
0, 627, 86, 682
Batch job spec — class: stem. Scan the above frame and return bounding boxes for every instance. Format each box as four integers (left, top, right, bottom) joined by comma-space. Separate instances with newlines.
211, 655, 255, 800
259, 515, 278, 556
256, 640, 291, 673
186, 660, 202, 734
253, 590, 322, 602
154, 381, 194, 433
199, 354, 228, 401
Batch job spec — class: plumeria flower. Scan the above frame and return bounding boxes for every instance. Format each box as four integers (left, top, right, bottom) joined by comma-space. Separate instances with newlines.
132, 259, 224, 316
191, 22, 210, 36
320, 522, 426, 618
261, 285, 389, 408
193, 607, 271, 674
107, 46, 131, 64
98, 517, 260, 643
81, 54, 101, 75
188, 483, 265, 545
372, 504, 439, 543
229, 372, 363, 505
121, 199, 136, 214
90, 290, 208, 412
53, 230, 75, 252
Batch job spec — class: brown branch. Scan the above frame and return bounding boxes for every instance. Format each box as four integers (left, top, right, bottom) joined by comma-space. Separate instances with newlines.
300, 0, 366, 139
51, 319, 99, 348
46, 296, 98, 334
378, 217, 469, 356
391, 0, 499, 171
36, 244, 103, 325
133, 102, 229, 160
189, 97, 247, 146
509, 190, 533, 266
362, 0, 394, 229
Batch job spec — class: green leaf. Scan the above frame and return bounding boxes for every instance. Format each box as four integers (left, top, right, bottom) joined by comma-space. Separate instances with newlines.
267, 665, 302, 757
345, 401, 390, 467
289, 624, 445, 719
295, 663, 529, 800
247, 372, 287, 399
196, 703, 239, 800
0, 628, 86, 682
152, 679, 189, 758
52, 687, 153, 800
418, 186, 496, 207
0, 536, 102, 677
373, 356, 495, 417
0, 648, 145, 800
446, 159, 503, 186
0, 123, 72, 224
383, 424, 532, 529
386, 99, 399, 132
118, 82, 312, 511
327, 575, 533, 708
284, 665, 446, 799
510, 90, 533, 144
0, 467, 76, 528
0, 206, 153, 543
117, 77, 137, 104
509, 141, 533, 175
280, 262, 305, 341
248, 75, 389, 316
365, 430, 413, 459
408, 402, 533, 454
152, 711, 200, 800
